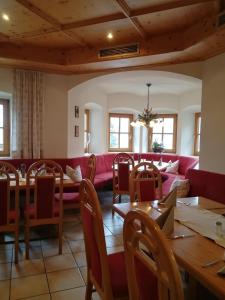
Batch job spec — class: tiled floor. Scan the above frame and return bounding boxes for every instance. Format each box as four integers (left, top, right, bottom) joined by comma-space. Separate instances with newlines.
0, 191, 125, 300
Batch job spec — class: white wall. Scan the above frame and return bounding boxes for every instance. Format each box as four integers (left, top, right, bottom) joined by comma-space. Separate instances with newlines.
200, 52, 225, 173
67, 83, 108, 157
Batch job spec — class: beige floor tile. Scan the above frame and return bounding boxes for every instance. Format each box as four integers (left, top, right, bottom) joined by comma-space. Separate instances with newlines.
15, 246, 43, 262
103, 216, 123, 226
73, 252, 87, 267
11, 258, 45, 278
105, 235, 123, 248
51, 286, 86, 300
107, 246, 124, 254
42, 242, 71, 258
0, 249, 12, 263
20, 294, 51, 300
92, 291, 101, 300
44, 254, 76, 272
103, 226, 113, 236
0, 263, 11, 280
11, 274, 49, 300
79, 266, 87, 283
69, 240, 85, 253
106, 225, 123, 235
47, 268, 84, 292
0, 280, 10, 300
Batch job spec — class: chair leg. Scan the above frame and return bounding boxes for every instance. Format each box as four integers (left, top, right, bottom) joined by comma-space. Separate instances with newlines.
85, 276, 93, 300
25, 225, 30, 260
119, 195, 122, 203
14, 228, 19, 264
58, 222, 63, 255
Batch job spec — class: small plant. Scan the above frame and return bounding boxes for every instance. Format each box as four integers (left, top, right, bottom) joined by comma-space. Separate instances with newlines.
152, 141, 164, 153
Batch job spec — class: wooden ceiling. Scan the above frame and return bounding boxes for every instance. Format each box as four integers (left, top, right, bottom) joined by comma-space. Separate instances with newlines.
0, 0, 225, 74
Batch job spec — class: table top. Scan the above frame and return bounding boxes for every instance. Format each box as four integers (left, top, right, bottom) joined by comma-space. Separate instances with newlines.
113, 196, 225, 299
7, 174, 75, 190
114, 160, 168, 172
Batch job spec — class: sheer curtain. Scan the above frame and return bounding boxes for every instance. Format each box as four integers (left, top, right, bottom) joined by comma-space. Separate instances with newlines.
12, 69, 44, 158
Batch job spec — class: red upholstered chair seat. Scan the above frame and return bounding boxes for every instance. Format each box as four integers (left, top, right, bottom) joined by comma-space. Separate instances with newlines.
107, 251, 128, 298
55, 192, 79, 203
26, 202, 60, 218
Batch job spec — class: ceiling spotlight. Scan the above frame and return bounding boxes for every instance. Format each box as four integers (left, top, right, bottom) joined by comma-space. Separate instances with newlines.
107, 32, 113, 40
2, 13, 9, 21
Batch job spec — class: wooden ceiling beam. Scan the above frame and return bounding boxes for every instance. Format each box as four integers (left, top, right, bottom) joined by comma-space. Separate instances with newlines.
15, 0, 88, 46
0, 32, 9, 42
130, 0, 217, 17
113, 0, 147, 38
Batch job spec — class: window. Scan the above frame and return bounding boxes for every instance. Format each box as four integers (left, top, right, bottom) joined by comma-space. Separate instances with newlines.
194, 112, 201, 156
109, 113, 133, 152
84, 109, 90, 153
0, 99, 10, 157
149, 114, 177, 153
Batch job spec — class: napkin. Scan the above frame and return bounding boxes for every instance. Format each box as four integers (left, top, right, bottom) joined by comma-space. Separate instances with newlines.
156, 205, 174, 236
160, 188, 177, 207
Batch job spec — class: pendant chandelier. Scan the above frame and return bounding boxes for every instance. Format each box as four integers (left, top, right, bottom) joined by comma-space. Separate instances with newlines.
131, 83, 161, 128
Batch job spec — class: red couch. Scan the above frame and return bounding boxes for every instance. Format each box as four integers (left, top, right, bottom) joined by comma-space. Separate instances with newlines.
186, 169, 225, 204
2, 153, 198, 194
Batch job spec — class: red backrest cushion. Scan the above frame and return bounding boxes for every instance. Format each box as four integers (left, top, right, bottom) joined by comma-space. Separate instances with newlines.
139, 180, 156, 202
134, 255, 158, 300
103, 154, 117, 171
82, 205, 102, 287
0, 180, 8, 226
71, 156, 88, 177
186, 169, 225, 204
178, 156, 199, 176
95, 155, 107, 175
36, 177, 55, 219
118, 163, 130, 191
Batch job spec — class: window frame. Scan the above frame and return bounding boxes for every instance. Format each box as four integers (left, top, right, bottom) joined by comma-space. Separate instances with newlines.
108, 113, 133, 152
84, 109, 90, 153
148, 113, 177, 153
194, 112, 201, 156
0, 98, 10, 157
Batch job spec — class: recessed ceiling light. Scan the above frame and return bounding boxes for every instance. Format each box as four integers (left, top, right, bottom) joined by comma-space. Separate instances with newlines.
107, 32, 113, 40
2, 13, 9, 21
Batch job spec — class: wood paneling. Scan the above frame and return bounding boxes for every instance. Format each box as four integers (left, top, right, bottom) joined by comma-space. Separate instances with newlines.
0, 0, 223, 73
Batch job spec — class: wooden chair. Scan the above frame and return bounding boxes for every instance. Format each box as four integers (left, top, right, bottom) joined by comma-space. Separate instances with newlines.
123, 209, 184, 300
56, 154, 96, 212
0, 161, 20, 263
129, 162, 162, 202
25, 160, 63, 259
112, 153, 134, 208
80, 179, 129, 300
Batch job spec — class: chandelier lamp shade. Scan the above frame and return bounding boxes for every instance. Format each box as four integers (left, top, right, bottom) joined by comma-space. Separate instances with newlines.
131, 83, 161, 128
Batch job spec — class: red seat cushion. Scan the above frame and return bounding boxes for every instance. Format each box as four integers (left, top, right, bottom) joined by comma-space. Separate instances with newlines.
26, 202, 60, 218
55, 192, 79, 203
108, 251, 128, 298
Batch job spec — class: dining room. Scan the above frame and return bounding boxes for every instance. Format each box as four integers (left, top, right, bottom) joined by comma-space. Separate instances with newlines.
1, 0, 225, 299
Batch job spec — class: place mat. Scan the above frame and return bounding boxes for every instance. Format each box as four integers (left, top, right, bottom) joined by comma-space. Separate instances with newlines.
174, 206, 225, 248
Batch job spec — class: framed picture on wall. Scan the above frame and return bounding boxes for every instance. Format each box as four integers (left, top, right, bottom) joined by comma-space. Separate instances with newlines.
75, 106, 79, 118
75, 125, 79, 137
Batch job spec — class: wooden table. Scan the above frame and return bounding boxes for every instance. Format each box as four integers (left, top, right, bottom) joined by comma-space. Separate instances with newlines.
113, 197, 225, 299
114, 160, 168, 172
9, 176, 75, 190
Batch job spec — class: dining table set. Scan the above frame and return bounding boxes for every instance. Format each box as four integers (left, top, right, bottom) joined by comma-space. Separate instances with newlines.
113, 196, 225, 299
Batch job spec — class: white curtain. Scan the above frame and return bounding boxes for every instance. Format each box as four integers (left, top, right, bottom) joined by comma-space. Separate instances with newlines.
12, 69, 44, 158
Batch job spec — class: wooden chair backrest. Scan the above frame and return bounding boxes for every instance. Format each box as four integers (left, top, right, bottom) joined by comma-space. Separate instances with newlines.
26, 160, 63, 220
129, 162, 162, 202
0, 161, 19, 226
80, 179, 114, 300
113, 153, 134, 193
123, 209, 184, 300
86, 154, 96, 183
